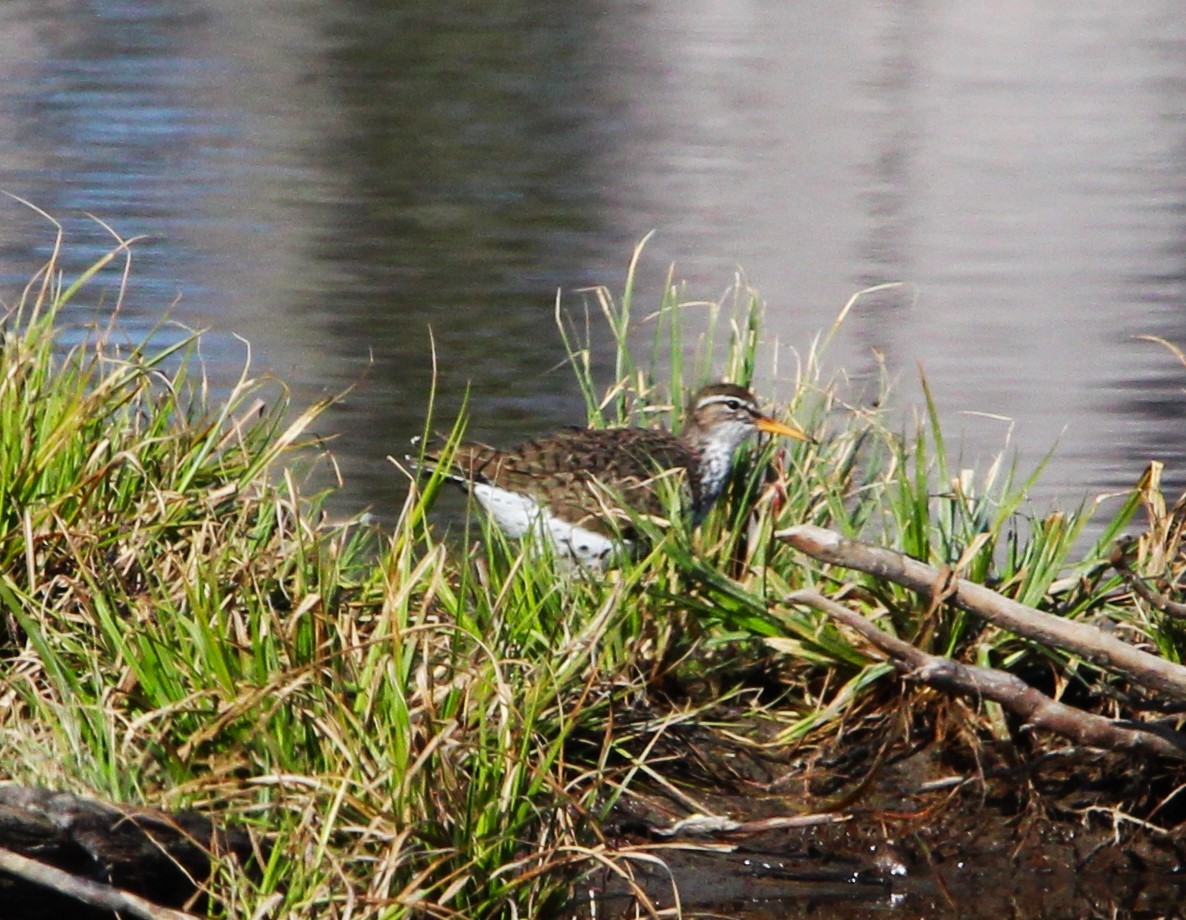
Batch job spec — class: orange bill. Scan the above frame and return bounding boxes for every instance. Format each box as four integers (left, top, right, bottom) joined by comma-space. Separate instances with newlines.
755, 414, 814, 443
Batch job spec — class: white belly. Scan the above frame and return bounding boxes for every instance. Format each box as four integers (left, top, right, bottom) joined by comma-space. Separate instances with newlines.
470, 482, 624, 569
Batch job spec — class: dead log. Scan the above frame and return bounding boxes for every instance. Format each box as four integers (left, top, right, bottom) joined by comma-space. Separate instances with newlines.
0, 785, 260, 920
0, 846, 196, 920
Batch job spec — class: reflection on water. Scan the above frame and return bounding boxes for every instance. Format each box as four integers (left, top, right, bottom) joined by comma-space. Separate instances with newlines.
0, 0, 1184, 530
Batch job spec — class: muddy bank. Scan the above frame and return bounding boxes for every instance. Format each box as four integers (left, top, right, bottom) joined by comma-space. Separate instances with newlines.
572, 709, 1186, 919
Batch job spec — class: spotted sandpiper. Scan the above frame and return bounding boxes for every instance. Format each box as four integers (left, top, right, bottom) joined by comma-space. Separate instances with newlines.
413, 382, 813, 568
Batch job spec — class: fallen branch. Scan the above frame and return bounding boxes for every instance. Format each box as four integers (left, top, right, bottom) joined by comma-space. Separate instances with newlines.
0, 845, 198, 920
0, 785, 259, 918
785, 589, 1186, 761
776, 524, 1186, 701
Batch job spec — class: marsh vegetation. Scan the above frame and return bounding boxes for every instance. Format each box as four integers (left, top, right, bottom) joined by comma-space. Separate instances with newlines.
1, 233, 1184, 918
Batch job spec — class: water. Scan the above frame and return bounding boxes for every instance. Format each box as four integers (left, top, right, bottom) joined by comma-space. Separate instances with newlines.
1, 0, 1185, 530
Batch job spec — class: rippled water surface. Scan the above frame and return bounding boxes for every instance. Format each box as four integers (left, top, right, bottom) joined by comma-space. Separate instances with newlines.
1, 0, 1185, 527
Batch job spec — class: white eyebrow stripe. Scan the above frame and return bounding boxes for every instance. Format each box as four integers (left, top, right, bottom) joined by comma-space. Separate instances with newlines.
695, 394, 758, 411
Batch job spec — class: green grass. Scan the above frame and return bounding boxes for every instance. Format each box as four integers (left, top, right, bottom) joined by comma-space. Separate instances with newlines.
0, 229, 1174, 919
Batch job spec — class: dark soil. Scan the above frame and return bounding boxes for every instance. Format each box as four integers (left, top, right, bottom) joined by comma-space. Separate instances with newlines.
569, 699, 1186, 919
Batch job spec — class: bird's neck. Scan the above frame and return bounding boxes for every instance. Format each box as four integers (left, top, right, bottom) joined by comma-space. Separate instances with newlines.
686, 425, 748, 518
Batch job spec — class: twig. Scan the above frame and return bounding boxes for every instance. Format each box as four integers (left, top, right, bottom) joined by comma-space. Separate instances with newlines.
776, 524, 1186, 700
0, 845, 199, 920
647, 812, 849, 840
1109, 539, 1186, 621
785, 589, 1186, 760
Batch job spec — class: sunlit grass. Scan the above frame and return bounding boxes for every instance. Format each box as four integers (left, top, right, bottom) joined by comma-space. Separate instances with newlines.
0, 225, 1172, 919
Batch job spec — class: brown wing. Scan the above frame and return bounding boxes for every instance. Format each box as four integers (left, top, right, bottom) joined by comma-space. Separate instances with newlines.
429, 427, 695, 537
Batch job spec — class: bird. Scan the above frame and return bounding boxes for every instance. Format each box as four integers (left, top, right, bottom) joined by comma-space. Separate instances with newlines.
411, 382, 813, 569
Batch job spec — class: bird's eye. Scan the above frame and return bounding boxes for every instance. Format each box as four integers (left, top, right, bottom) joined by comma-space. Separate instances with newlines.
726, 399, 741, 411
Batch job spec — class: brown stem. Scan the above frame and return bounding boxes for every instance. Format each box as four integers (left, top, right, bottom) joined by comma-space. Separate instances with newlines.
1109, 539, 1186, 621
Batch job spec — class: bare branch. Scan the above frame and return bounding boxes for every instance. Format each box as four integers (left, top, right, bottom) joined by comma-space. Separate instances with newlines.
776, 524, 1186, 701
785, 589, 1186, 761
